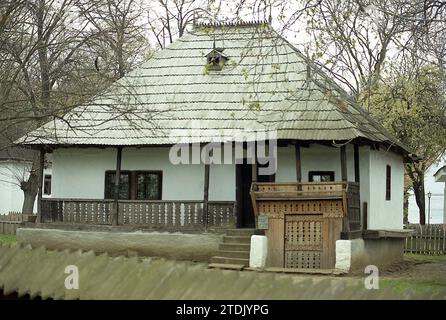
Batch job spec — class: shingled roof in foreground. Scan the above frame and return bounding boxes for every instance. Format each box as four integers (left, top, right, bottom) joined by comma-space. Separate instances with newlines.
17, 21, 410, 154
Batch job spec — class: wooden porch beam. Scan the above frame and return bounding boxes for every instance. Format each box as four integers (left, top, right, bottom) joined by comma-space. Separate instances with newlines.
36, 148, 45, 223
112, 146, 123, 226
340, 145, 347, 182
203, 163, 210, 228
354, 144, 360, 183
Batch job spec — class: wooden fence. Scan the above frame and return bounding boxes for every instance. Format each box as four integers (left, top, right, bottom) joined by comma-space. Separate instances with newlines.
41, 199, 236, 230
0, 213, 37, 235
404, 224, 446, 255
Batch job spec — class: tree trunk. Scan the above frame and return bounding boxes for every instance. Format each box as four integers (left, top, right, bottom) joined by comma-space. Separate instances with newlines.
22, 184, 38, 214
403, 190, 409, 225
413, 178, 426, 225
20, 158, 39, 214
37, 0, 51, 111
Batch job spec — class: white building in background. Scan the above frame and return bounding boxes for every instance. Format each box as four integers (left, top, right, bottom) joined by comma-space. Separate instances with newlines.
434, 164, 446, 225
408, 159, 445, 224
0, 150, 52, 214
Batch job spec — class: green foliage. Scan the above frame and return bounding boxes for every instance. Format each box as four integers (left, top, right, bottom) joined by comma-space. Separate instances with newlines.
364, 64, 446, 221
365, 65, 446, 167
203, 62, 213, 75
248, 102, 261, 111
0, 235, 16, 246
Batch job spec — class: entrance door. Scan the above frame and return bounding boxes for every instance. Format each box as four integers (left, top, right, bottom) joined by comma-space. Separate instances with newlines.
284, 214, 324, 269
236, 163, 255, 228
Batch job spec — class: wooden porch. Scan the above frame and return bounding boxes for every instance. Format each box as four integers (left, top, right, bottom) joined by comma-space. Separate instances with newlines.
35, 139, 363, 233
40, 199, 236, 230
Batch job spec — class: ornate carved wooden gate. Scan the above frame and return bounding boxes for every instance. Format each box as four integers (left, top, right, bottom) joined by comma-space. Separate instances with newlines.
250, 182, 360, 269
284, 214, 324, 269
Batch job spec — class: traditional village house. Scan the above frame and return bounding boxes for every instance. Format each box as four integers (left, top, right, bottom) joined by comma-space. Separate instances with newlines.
17, 21, 415, 272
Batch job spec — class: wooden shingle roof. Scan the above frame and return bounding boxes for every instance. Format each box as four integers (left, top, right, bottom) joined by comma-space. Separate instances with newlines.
18, 22, 410, 154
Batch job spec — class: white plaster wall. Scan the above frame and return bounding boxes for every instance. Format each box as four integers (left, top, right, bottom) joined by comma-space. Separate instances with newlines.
50, 144, 404, 230
368, 149, 404, 229
52, 148, 116, 199
275, 144, 355, 182
209, 162, 236, 201
51, 147, 235, 201
0, 160, 49, 213
359, 146, 371, 227
0, 161, 27, 213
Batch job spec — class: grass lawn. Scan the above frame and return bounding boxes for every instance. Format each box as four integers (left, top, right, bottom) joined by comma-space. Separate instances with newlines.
380, 278, 446, 294
404, 253, 446, 263
378, 253, 446, 294
0, 234, 17, 246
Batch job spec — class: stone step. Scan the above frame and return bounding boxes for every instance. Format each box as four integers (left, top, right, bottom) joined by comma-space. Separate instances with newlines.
223, 235, 251, 244
217, 250, 250, 259
210, 256, 249, 266
219, 243, 251, 252
226, 228, 256, 237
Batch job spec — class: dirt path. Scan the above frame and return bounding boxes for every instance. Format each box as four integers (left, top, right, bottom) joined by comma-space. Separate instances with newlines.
380, 256, 446, 284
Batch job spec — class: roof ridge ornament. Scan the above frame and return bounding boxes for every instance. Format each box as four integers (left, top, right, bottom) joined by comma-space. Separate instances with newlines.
194, 19, 269, 28
205, 37, 228, 71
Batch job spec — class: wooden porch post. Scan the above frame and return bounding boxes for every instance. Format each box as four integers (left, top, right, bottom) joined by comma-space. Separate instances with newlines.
295, 142, 302, 191
354, 144, 360, 183
203, 164, 210, 228
36, 147, 45, 223
340, 145, 347, 182
295, 143, 302, 182
251, 161, 257, 183
340, 145, 350, 233
362, 202, 368, 230
112, 146, 122, 226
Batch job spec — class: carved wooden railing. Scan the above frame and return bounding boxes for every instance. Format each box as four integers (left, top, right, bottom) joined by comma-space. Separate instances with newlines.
206, 201, 237, 228
119, 200, 205, 228
41, 199, 113, 224
41, 199, 236, 229
250, 182, 348, 199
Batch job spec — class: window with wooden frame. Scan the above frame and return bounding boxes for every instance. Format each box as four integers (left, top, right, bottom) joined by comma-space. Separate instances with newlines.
104, 171, 162, 200
308, 171, 335, 182
135, 171, 162, 200
105, 171, 131, 200
386, 165, 391, 201
43, 174, 52, 195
